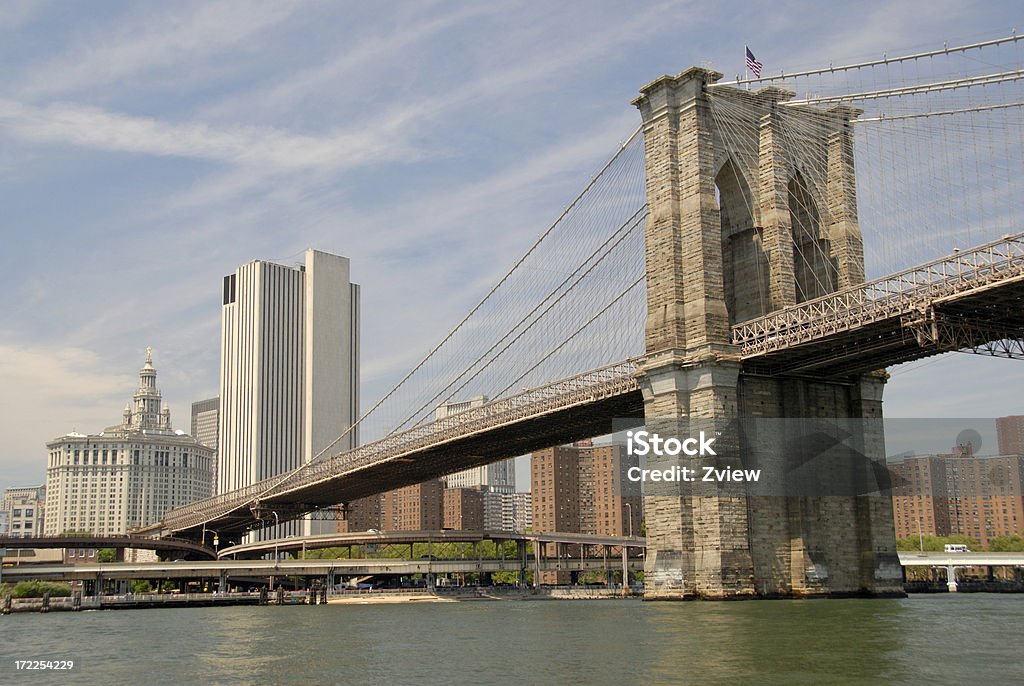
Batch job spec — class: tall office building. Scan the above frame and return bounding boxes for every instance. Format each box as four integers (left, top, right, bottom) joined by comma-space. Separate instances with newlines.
1, 485, 45, 538
191, 397, 219, 491
218, 249, 359, 538
44, 349, 214, 535
997, 415, 1024, 456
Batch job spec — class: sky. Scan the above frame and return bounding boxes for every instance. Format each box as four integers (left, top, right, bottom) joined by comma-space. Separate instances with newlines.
1, 0, 1023, 492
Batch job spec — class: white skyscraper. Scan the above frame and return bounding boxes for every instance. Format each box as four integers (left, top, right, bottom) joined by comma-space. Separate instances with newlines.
218, 249, 359, 538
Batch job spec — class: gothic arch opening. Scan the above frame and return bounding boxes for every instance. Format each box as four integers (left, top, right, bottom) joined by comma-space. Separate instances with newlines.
789, 171, 836, 301
716, 158, 767, 323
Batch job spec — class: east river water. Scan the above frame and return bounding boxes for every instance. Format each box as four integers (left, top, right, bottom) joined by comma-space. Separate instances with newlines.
1, 594, 1022, 685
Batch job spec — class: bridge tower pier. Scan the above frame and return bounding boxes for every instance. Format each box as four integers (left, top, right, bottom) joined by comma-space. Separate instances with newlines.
634, 67, 903, 599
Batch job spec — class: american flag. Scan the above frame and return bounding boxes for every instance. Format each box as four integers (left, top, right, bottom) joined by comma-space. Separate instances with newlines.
745, 47, 763, 78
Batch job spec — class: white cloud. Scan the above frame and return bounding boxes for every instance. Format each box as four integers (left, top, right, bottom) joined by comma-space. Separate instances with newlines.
16, 1, 300, 99
0, 344, 134, 486
204, 3, 503, 121
0, 0, 53, 31
0, 98, 421, 170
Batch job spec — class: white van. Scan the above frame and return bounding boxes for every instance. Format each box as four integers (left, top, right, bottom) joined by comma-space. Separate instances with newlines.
944, 544, 970, 553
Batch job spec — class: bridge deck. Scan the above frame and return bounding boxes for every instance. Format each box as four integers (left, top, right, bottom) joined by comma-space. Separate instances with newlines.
154, 235, 1024, 541
0, 535, 216, 559
161, 362, 644, 537
733, 232, 1024, 375
218, 530, 647, 559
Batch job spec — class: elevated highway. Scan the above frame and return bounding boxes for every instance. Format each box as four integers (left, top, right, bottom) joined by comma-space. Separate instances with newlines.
0, 534, 215, 559
896, 551, 1024, 568
0, 557, 643, 582
218, 529, 646, 559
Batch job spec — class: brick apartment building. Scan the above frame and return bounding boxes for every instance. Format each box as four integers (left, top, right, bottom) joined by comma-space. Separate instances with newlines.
531, 441, 641, 583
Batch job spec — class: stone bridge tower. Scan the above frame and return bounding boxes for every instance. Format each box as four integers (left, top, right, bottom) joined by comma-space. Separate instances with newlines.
634, 68, 903, 598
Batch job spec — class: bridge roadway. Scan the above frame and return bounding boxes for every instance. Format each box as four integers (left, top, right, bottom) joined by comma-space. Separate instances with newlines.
734, 232, 1024, 375
0, 535, 215, 559
157, 361, 645, 539
156, 233, 1024, 540
0, 557, 644, 582
896, 552, 1024, 568
4, 552, 1018, 584
217, 530, 646, 559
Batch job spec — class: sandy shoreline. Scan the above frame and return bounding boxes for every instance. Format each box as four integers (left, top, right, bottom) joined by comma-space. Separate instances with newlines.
325, 593, 457, 604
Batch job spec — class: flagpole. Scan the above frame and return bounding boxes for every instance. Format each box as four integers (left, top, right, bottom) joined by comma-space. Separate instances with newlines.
743, 45, 749, 89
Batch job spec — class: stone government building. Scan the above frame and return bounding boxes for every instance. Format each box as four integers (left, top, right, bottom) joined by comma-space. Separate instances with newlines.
44, 348, 215, 536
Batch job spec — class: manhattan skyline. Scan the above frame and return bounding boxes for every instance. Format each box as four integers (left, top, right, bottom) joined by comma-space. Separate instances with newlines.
3, 0, 1024, 491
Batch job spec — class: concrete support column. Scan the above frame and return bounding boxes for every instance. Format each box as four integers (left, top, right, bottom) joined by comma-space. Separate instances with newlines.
621, 546, 629, 596
946, 565, 958, 592
533, 540, 541, 588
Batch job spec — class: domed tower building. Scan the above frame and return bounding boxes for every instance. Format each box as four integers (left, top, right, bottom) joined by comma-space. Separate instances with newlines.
44, 349, 215, 535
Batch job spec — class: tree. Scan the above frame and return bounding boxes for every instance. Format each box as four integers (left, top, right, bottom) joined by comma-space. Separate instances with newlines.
131, 580, 152, 594
896, 534, 979, 552
9, 580, 71, 598
988, 535, 1024, 552
97, 548, 117, 563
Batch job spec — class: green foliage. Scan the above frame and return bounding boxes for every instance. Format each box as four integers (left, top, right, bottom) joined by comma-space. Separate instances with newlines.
301, 540, 521, 561
577, 571, 608, 585
97, 548, 117, 563
131, 580, 152, 593
896, 534, 979, 552
490, 571, 520, 585
9, 580, 71, 598
988, 535, 1024, 552
303, 546, 354, 560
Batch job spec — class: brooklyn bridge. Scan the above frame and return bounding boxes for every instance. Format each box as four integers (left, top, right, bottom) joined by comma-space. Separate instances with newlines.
142, 34, 1024, 599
